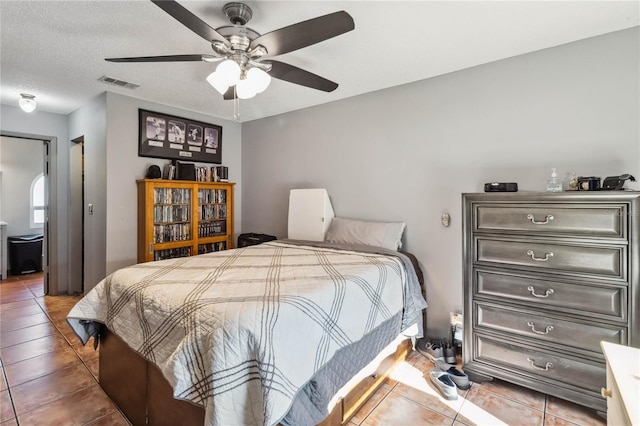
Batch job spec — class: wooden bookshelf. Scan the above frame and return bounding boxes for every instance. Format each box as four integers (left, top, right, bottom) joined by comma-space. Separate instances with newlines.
137, 179, 235, 263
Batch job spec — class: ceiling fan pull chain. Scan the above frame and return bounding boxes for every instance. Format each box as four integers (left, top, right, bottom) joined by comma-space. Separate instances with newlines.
233, 86, 241, 122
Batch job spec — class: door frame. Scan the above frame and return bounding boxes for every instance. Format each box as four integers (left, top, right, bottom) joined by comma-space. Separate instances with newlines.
70, 136, 84, 293
1, 130, 58, 295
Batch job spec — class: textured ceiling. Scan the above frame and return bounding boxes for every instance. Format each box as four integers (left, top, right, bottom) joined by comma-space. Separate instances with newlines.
1, 1, 638, 122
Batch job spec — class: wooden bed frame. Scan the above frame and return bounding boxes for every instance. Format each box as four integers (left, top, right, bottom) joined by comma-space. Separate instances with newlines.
98, 252, 425, 426
99, 327, 412, 426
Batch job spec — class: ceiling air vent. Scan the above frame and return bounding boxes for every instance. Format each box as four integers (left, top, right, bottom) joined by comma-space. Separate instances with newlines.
98, 75, 140, 90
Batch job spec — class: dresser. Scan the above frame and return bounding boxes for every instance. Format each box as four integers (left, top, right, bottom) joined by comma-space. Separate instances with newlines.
462, 192, 639, 413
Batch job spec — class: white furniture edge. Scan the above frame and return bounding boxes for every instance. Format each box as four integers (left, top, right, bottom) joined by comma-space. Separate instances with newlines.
601, 341, 640, 426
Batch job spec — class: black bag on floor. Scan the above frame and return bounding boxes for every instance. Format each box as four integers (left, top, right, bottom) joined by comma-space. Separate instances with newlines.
237, 233, 277, 248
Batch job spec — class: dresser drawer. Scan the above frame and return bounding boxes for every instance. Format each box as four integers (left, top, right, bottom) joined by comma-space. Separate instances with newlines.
474, 334, 606, 394
475, 204, 624, 238
475, 270, 626, 320
476, 238, 624, 278
475, 303, 626, 354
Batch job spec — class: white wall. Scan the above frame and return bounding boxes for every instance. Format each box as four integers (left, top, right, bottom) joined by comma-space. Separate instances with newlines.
241, 28, 640, 338
0, 136, 45, 237
0, 104, 70, 295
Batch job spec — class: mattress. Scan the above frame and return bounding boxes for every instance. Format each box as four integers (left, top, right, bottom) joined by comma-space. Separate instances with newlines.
67, 240, 427, 425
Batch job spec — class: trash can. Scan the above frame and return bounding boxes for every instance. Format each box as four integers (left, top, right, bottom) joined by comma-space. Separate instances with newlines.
8, 234, 43, 275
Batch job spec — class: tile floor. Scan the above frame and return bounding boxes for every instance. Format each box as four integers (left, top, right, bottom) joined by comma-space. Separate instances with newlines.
0, 273, 607, 426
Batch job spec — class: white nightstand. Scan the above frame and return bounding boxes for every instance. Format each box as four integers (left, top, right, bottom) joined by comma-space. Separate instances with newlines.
600, 341, 640, 426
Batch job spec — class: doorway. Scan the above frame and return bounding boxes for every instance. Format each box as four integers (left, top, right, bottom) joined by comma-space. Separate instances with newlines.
0, 136, 49, 292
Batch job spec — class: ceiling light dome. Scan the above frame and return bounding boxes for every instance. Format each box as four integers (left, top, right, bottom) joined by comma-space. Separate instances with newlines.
236, 78, 256, 99
246, 68, 271, 94
19, 93, 37, 113
216, 60, 241, 86
206, 71, 229, 95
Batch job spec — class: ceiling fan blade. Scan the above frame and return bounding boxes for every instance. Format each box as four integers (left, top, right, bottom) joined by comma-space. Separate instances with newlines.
267, 60, 338, 92
250, 11, 354, 57
105, 54, 220, 63
223, 86, 236, 100
151, 0, 230, 47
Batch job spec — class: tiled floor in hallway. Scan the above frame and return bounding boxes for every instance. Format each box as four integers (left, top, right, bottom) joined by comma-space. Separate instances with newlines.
1, 273, 607, 425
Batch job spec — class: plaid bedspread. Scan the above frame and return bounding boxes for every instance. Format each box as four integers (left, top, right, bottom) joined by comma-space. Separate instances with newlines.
67, 240, 426, 425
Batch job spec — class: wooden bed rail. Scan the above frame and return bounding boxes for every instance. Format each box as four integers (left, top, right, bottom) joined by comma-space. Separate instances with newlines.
99, 326, 411, 426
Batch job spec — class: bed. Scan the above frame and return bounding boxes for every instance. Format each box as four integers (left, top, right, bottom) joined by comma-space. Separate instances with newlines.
67, 239, 427, 425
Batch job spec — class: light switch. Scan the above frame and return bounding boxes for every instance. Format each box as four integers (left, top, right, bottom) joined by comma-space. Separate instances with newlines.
441, 213, 450, 227
88, 204, 93, 215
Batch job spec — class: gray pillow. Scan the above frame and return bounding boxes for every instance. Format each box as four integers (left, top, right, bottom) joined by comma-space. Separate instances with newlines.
325, 217, 406, 250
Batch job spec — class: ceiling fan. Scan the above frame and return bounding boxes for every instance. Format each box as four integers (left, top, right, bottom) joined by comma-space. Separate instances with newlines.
106, 1, 355, 100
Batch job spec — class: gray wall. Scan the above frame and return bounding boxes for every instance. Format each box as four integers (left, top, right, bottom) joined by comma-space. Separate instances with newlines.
0, 136, 45, 239
68, 92, 243, 293
3, 92, 242, 295
103, 92, 242, 279
241, 28, 640, 337
68, 93, 108, 294
0, 105, 70, 295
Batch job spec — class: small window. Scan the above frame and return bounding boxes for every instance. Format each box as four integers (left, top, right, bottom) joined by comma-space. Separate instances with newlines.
31, 174, 45, 228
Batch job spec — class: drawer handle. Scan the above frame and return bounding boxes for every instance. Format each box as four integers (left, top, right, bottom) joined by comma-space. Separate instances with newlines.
601, 387, 612, 398
527, 250, 553, 261
527, 357, 553, 371
527, 321, 554, 335
527, 214, 554, 225
527, 286, 554, 298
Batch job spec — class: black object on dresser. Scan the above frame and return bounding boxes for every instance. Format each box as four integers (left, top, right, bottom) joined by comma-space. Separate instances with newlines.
483, 182, 518, 192
462, 192, 639, 414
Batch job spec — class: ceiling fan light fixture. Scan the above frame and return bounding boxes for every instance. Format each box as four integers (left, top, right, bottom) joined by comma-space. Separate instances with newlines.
19, 93, 37, 113
236, 78, 257, 99
206, 71, 230, 95
216, 59, 241, 86
108, 2, 354, 109
246, 67, 271, 94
